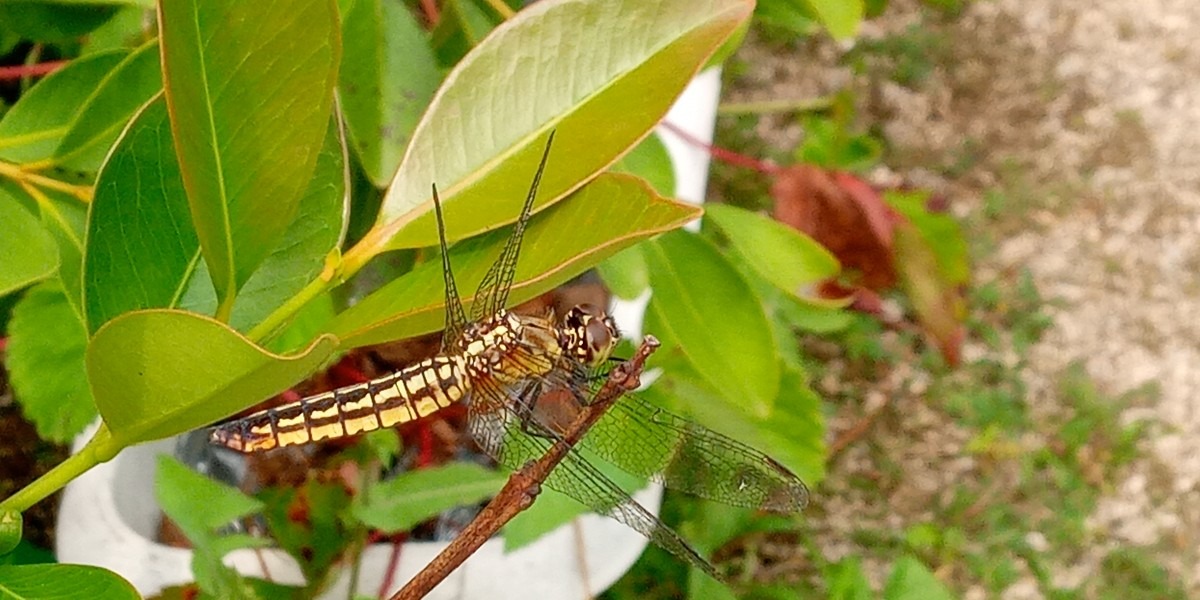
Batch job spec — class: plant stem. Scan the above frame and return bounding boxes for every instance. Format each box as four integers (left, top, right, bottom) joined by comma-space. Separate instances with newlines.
480, 0, 515, 19
659, 120, 781, 175
246, 251, 341, 343
0, 60, 66, 81
0, 425, 119, 513
0, 160, 93, 203
717, 95, 834, 116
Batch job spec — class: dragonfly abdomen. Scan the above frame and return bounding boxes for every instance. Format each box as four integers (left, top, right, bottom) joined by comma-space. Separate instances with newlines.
210, 355, 469, 453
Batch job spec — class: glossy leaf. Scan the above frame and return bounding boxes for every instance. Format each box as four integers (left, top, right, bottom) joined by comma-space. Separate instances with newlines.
376, 0, 753, 249
0, 564, 139, 600
612, 132, 676, 196
705, 203, 842, 306
0, 49, 127, 164
87, 310, 337, 445
643, 231, 779, 417
352, 462, 505, 533
883, 556, 955, 600
339, 0, 442, 186
159, 0, 340, 305
54, 39, 163, 172
182, 117, 350, 333
328, 173, 701, 348
84, 96, 197, 334
6, 283, 96, 443
0, 193, 57, 296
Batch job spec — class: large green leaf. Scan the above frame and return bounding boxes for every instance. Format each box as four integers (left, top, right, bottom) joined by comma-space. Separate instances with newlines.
644, 231, 780, 417
54, 38, 163, 172
6, 283, 95, 444
87, 310, 337, 445
84, 95, 197, 335
704, 203, 843, 306
328, 173, 701, 348
0, 49, 127, 164
338, 0, 441, 186
159, 0, 340, 307
0, 564, 139, 600
0, 193, 57, 296
374, 0, 752, 250
178, 116, 350, 333
352, 462, 505, 533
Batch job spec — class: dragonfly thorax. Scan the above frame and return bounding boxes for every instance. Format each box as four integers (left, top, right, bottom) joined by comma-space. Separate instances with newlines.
458, 309, 560, 383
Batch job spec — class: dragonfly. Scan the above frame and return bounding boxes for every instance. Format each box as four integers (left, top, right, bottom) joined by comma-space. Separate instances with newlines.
210, 132, 810, 578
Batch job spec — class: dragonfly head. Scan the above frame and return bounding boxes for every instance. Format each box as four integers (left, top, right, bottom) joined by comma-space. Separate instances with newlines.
561, 304, 620, 366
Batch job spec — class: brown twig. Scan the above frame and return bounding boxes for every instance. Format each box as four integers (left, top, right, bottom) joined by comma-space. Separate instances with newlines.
389, 336, 661, 600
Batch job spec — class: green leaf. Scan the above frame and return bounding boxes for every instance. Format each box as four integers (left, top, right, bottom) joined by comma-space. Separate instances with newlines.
37, 190, 89, 320
6, 283, 96, 443
0, 511, 19, 556
53, 39, 163, 172
0, 564, 140, 600
0, 193, 57, 296
0, 540, 55, 567
612, 132, 676, 196
0, 2, 121, 43
329, 173, 700, 348
376, 0, 753, 249
885, 190, 969, 286
805, 0, 863, 40
155, 455, 269, 599
87, 310, 337, 446
84, 95, 198, 335
339, 0, 442, 186
352, 462, 505, 533
225, 116, 348, 332
828, 557, 873, 600
883, 556, 955, 600
155, 455, 263, 542
597, 245, 649, 300
260, 478, 352, 584
0, 49, 127, 164
705, 204, 841, 305
159, 0, 340, 306
643, 231, 779, 417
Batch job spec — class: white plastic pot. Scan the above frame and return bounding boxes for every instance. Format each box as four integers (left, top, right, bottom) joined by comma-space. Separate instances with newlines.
56, 68, 722, 598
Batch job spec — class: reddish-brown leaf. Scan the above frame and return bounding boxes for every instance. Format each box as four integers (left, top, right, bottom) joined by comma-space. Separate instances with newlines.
770, 165, 901, 290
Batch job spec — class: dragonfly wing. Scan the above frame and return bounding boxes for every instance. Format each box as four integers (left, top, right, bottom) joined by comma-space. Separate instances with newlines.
542, 362, 810, 513
468, 377, 721, 580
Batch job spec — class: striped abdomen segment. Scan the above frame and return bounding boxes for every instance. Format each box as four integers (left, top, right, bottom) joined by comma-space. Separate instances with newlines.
210, 355, 469, 453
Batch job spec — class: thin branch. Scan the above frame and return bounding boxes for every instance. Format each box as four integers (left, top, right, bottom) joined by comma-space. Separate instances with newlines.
389, 336, 661, 600
479, 0, 515, 20
717, 95, 834, 116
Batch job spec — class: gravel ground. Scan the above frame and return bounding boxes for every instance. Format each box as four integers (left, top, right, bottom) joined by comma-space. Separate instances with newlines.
729, 0, 1200, 596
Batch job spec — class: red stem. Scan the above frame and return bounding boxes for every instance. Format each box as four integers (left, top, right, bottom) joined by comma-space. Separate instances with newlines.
659, 120, 781, 175
419, 0, 440, 26
0, 61, 67, 81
